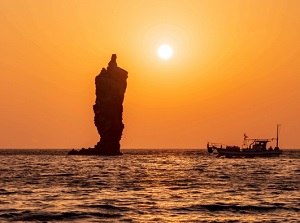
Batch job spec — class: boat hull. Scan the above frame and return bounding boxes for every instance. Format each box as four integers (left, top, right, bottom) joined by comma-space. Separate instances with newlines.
216, 149, 282, 158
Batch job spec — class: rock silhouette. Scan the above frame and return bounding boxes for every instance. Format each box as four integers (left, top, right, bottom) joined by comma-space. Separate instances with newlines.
68, 54, 128, 155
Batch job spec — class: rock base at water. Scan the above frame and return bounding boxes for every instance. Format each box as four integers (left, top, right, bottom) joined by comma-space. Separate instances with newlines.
68, 148, 122, 156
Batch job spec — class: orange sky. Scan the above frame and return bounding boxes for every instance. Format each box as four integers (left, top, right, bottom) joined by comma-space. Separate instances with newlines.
0, 0, 299, 149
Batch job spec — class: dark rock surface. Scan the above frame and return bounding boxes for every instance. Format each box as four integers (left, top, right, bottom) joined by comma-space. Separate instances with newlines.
68, 54, 128, 155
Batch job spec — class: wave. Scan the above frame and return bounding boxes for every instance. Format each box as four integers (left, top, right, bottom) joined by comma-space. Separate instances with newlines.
173, 203, 300, 212
0, 210, 122, 222
77, 204, 131, 212
0, 189, 17, 195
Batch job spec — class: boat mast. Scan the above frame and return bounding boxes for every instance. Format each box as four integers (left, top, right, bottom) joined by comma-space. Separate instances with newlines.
276, 124, 280, 148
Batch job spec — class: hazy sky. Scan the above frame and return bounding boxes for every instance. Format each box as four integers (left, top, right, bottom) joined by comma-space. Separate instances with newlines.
0, 0, 299, 149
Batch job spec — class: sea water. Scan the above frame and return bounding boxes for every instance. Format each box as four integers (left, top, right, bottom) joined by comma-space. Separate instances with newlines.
0, 149, 299, 222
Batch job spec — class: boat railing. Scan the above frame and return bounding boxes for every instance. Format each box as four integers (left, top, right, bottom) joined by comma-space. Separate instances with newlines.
207, 142, 227, 148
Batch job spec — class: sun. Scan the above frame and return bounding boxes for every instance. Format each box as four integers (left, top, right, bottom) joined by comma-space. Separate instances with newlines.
157, 44, 173, 60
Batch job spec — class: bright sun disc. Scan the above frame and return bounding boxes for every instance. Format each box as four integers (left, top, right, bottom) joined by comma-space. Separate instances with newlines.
157, 44, 173, 60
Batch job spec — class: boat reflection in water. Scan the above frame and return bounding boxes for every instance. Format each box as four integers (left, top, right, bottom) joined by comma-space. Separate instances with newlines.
207, 125, 282, 158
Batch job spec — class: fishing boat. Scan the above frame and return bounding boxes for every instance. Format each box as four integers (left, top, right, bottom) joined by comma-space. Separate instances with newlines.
207, 125, 282, 157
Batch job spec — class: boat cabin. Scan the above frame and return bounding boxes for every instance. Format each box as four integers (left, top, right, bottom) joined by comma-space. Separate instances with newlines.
249, 139, 270, 151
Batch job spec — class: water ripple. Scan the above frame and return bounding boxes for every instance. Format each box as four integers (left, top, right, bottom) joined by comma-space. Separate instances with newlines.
0, 149, 299, 222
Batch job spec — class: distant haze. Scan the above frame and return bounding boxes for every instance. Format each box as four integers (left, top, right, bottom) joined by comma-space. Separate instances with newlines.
0, 1, 299, 149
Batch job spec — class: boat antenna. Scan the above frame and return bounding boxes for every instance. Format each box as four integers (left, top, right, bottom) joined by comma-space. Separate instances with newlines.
243, 133, 248, 148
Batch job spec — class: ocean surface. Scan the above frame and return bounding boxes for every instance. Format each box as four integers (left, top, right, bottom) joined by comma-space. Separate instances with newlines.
0, 149, 299, 222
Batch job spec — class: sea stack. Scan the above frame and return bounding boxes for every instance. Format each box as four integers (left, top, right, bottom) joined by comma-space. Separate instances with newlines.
68, 54, 128, 155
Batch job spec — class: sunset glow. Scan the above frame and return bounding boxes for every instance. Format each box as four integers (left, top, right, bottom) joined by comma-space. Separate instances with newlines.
0, 1, 299, 149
